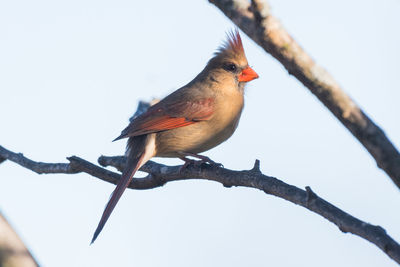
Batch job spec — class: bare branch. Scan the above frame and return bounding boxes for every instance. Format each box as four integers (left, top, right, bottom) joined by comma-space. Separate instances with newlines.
0, 145, 399, 264
208, 0, 400, 189
0, 146, 75, 174
0, 212, 39, 267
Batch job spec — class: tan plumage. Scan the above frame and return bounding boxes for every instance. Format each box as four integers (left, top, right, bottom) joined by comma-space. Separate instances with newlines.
91, 30, 259, 243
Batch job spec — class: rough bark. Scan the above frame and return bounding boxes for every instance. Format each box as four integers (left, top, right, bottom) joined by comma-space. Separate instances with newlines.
0, 145, 399, 264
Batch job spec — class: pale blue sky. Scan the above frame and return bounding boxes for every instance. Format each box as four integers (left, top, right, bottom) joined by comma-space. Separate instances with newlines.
1, 0, 399, 266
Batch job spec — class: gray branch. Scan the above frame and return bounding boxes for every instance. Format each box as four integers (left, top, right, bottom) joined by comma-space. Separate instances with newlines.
0, 145, 399, 264
0, 156, 7, 165
208, 0, 400, 189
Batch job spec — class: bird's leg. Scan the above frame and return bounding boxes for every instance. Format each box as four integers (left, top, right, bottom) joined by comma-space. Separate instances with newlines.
178, 152, 223, 170
186, 153, 222, 166
179, 157, 197, 171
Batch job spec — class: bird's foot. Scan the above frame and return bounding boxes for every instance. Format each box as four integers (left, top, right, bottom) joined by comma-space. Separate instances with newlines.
179, 157, 198, 171
179, 153, 223, 171
194, 155, 223, 168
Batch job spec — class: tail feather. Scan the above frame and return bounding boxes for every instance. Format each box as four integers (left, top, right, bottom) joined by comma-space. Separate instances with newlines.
91, 135, 149, 244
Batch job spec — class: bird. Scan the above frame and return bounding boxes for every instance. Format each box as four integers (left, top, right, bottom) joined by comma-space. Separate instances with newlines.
91, 29, 259, 243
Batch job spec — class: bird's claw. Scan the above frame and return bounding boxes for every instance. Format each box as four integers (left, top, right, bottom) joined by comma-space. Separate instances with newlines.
196, 155, 223, 168
179, 159, 196, 171
202, 158, 223, 168
211, 162, 224, 168
179, 156, 223, 171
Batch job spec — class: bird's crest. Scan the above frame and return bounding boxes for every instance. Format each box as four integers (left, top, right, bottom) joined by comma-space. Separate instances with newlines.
216, 29, 245, 57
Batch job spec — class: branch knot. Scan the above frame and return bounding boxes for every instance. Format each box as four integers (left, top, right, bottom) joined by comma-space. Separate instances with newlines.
250, 159, 261, 174
305, 186, 318, 207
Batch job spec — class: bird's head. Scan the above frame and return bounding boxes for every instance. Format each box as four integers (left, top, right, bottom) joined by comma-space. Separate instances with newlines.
205, 29, 259, 86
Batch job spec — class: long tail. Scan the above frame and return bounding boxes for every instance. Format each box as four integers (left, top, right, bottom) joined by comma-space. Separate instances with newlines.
91, 134, 150, 244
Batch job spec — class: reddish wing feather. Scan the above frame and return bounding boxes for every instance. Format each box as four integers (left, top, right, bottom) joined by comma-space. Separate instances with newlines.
116, 98, 214, 139
130, 116, 196, 136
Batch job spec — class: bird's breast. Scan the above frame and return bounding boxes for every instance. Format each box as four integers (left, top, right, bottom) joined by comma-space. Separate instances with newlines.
155, 93, 244, 157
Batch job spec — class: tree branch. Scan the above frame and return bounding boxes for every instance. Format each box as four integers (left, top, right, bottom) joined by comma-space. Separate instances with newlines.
0, 145, 399, 264
208, 0, 400, 189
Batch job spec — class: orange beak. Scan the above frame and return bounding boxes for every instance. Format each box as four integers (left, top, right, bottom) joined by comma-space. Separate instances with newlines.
238, 66, 259, 82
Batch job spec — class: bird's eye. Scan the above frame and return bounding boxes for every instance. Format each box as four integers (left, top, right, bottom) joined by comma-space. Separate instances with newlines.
224, 63, 237, 72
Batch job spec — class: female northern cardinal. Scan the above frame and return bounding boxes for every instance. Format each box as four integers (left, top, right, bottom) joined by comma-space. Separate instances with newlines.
91, 30, 258, 243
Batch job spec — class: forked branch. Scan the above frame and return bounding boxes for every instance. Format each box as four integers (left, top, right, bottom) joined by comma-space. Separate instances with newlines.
0, 145, 399, 264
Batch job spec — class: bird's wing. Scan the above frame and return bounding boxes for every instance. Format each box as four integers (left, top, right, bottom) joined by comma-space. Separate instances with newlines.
114, 98, 214, 141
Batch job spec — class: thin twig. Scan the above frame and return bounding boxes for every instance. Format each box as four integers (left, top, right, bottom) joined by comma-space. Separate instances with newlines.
208, 0, 400, 189
0, 145, 399, 264
0, 146, 75, 174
